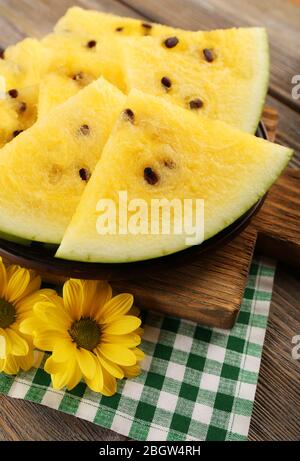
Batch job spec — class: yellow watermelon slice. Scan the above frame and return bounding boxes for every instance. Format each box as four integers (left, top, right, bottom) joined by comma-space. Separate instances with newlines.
0, 85, 38, 148
54, 6, 176, 37
56, 90, 292, 263
0, 38, 41, 146
122, 30, 269, 133
0, 78, 125, 243
38, 73, 80, 118
41, 32, 125, 90
0, 38, 42, 88
53, 7, 269, 132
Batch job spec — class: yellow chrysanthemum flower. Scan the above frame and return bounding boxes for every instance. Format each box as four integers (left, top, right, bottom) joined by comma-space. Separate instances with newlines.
0, 257, 56, 374
20, 279, 144, 395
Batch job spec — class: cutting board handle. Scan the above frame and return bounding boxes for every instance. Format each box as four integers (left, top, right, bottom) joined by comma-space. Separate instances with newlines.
253, 168, 300, 269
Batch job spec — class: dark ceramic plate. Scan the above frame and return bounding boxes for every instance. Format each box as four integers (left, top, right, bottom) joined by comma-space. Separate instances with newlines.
0, 123, 268, 281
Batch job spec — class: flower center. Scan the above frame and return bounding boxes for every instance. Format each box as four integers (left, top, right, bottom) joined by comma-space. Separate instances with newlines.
0, 298, 16, 328
68, 317, 101, 351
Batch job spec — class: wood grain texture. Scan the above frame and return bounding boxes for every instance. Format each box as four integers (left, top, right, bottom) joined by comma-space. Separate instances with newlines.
249, 263, 300, 441
0, 0, 299, 442
255, 169, 300, 268
266, 95, 300, 168
113, 228, 257, 328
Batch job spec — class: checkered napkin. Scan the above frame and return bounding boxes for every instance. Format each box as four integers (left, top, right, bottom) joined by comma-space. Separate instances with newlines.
0, 255, 275, 441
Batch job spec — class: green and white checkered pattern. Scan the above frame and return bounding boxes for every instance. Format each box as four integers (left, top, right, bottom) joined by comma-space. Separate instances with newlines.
0, 255, 275, 441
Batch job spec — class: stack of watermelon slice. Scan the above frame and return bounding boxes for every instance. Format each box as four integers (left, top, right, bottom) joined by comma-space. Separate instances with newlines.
0, 7, 292, 263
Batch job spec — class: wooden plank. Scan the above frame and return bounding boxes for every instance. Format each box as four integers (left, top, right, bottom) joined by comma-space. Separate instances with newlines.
0, 396, 125, 440
266, 95, 300, 168
121, 0, 300, 112
113, 228, 257, 328
255, 169, 300, 268
249, 263, 300, 441
0, 0, 144, 43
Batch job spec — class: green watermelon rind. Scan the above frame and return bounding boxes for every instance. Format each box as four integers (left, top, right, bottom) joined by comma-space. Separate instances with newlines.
244, 27, 270, 134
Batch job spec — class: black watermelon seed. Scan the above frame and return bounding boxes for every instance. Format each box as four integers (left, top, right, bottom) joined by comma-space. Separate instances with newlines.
164, 36, 179, 48
142, 22, 152, 29
161, 76, 172, 89
79, 168, 91, 181
115, 27, 124, 32
13, 130, 23, 138
144, 167, 159, 185
18, 102, 27, 113
73, 72, 84, 81
87, 40, 97, 48
79, 124, 90, 135
203, 48, 214, 63
0, 47, 5, 59
8, 89, 18, 98
189, 98, 203, 109
122, 108, 135, 123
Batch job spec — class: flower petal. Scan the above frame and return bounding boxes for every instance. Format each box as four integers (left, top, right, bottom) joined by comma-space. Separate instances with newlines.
6, 328, 29, 356
98, 343, 136, 366
0, 330, 7, 358
0, 329, 10, 355
96, 294, 133, 324
79, 280, 98, 318
16, 289, 58, 314
122, 364, 141, 379
34, 330, 68, 351
96, 350, 124, 379
0, 358, 5, 372
133, 347, 145, 361
101, 333, 141, 348
75, 348, 97, 380
101, 366, 117, 396
85, 357, 104, 393
44, 356, 64, 374
51, 368, 71, 390
19, 317, 42, 336
88, 281, 112, 319
18, 272, 41, 300
52, 338, 75, 363
34, 300, 71, 332
65, 360, 82, 391
2, 354, 19, 374
0, 257, 7, 298
63, 279, 84, 320
16, 349, 34, 372
5, 265, 30, 303
103, 316, 141, 335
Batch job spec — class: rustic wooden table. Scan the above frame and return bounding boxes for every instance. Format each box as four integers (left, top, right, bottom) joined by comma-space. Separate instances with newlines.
0, 0, 299, 441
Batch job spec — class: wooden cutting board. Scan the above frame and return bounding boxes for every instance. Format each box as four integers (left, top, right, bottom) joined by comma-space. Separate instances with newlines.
113, 107, 300, 328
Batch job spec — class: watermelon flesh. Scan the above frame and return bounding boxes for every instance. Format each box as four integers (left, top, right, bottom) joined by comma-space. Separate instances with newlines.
0, 38, 41, 147
51, 7, 268, 133
122, 29, 269, 133
38, 72, 81, 119
0, 78, 125, 243
0, 8, 269, 135
56, 90, 292, 263
0, 85, 38, 148
0, 38, 42, 89
54, 6, 185, 37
